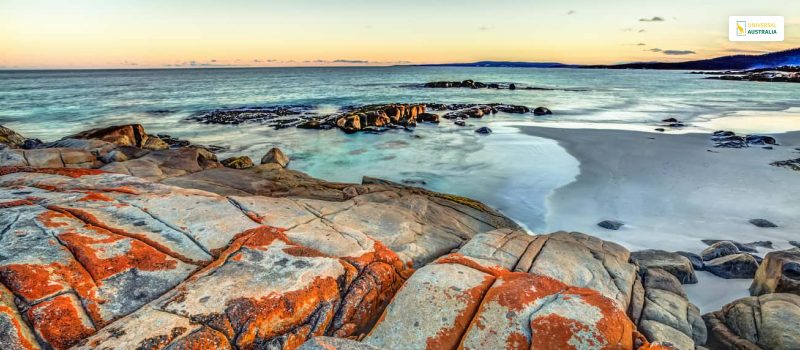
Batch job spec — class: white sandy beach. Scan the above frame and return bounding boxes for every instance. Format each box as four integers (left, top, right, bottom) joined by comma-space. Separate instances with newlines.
516, 126, 800, 312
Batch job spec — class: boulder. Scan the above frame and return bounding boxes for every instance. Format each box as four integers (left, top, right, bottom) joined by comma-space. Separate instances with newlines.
221, 156, 255, 169
102, 147, 220, 181
0, 124, 25, 147
454, 119, 466, 127
598, 219, 624, 230
261, 147, 290, 167
701, 241, 740, 261
676, 251, 704, 271
365, 250, 639, 349
704, 293, 800, 350
705, 253, 759, 279
0, 167, 414, 348
631, 250, 698, 284
416, 112, 440, 123
68, 124, 147, 147
637, 268, 707, 348
750, 248, 800, 296
0, 148, 99, 169
474, 126, 492, 134
533, 106, 553, 116
701, 239, 772, 253
750, 218, 778, 228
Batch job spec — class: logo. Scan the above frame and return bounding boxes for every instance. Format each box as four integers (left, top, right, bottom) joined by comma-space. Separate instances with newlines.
730, 16, 784, 42
736, 21, 746, 36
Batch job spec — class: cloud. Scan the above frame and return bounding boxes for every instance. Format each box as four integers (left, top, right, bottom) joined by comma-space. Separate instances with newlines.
253, 59, 261, 63
478, 26, 494, 31
663, 50, 695, 55
333, 59, 369, 64
567, 10, 576, 15
639, 16, 664, 22
636, 43, 646, 46
638, 29, 646, 33
648, 48, 662, 52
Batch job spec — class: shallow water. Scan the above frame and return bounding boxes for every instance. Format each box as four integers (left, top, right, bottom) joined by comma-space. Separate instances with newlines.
1, 67, 799, 232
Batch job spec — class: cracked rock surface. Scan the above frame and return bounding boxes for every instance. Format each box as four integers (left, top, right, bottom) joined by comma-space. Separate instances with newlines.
0, 166, 696, 350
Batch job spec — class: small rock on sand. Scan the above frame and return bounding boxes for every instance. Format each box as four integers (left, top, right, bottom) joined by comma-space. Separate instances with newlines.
597, 220, 623, 230
749, 218, 778, 228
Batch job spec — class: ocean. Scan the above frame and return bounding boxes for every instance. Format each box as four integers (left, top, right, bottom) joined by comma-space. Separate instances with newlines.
1, 66, 798, 232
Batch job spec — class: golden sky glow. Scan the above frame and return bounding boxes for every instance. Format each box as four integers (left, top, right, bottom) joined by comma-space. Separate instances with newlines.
0, 0, 798, 68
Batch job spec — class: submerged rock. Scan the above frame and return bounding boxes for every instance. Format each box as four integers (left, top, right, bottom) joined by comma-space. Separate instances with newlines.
221, 156, 255, 169
704, 253, 759, 279
750, 248, 800, 296
474, 126, 492, 134
750, 218, 778, 228
598, 219, 624, 230
261, 147, 290, 168
704, 293, 800, 350
533, 106, 553, 116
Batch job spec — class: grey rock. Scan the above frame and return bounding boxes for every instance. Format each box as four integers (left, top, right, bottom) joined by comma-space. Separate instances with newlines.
598, 219, 624, 230
704, 293, 800, 350
300, 337, 382, 350
474, 126, 492, 134
676, 251, 704, 271
701, 239, 773, 253
750, 218, 778, 228
632, 250, 698, 284
533, 106, 552, 116
750, 248, 800, 296
260, 147, 290, 168
701, 241, 739, 261
705, 253, 759, 279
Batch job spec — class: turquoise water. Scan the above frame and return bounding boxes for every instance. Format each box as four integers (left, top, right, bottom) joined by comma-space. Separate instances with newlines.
1, 67, 798, 231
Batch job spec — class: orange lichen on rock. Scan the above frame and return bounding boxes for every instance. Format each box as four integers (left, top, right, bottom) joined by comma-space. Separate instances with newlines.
77, 192, 114, 202
100, 186, 140, 195
0, 199, 34, 208
435, 253, 509, 277
26, 294, 96, 350
48, 205, 201, 265
460, 272, 636, 350
330, 261, 405, 339
55, 222, 180, 283
425, 274, 495, 350
0, 166, 105, 178
168, 327, 231, 350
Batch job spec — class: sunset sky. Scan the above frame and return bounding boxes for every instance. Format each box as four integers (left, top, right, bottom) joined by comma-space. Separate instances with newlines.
0, 0, 797, 69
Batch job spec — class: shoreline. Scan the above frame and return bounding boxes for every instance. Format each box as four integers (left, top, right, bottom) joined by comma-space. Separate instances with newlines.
516, 125, 800, 312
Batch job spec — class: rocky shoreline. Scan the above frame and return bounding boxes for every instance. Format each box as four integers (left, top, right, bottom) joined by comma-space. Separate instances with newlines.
695, 66, 800, 83
1, 123, 799, 349
186, 102, 550, 133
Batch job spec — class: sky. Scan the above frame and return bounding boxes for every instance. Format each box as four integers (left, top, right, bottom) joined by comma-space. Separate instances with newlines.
0, 0, 798, 69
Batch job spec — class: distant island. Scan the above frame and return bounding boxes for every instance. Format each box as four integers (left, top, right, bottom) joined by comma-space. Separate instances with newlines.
414, 48, 800, 71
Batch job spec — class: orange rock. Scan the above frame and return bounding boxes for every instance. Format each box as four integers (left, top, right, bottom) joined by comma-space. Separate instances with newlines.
26, 294, 96, 350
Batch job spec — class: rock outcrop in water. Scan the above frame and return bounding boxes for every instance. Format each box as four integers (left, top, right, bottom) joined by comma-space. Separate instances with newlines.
185, 102, 541, 132
704, 66, 800, 83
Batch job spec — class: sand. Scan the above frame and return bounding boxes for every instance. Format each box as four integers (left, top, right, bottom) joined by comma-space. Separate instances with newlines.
515, 126, 800, 312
